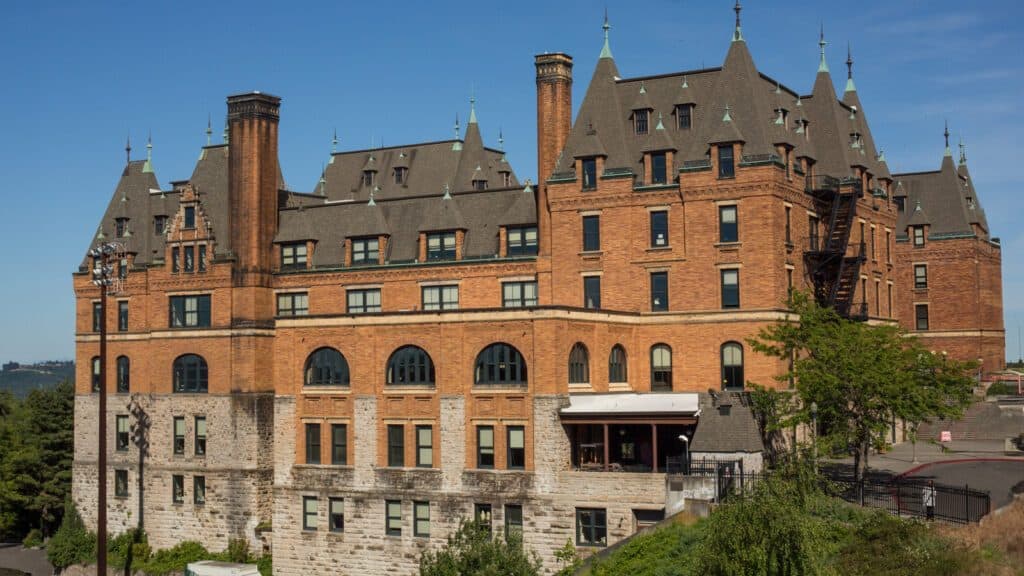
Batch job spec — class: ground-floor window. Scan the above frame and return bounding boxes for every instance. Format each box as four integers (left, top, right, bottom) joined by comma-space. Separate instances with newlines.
386, 500, 402, 536
576, 508, 607, 547
505, 504, 523, 538
329, 498, 344, 532
303, 496, 317, 530
414, 501, 430, 538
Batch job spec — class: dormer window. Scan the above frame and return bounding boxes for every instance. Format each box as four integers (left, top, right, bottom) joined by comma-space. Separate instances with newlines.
184, 206, 196, 229
775, 108, 789, 129
473, 179, 488, 191
352, 237, 380, 266
426, 232, 457, 261
115, 218, 128, 238
394, 167, 408, 185
651, 153, 667, 184
363, 170, 375, 187
500, 171, 512, 187
895, 197, 906, 211
154, 215, 167, 235
912, 226, 925, 247
582, 158, 597, 190
633, 109, 650, 135
281, 243, 308, 270
675, 104, 693, 130
718, 145, 735, 179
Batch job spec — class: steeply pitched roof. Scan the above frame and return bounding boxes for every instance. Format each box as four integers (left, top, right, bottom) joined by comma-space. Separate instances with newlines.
81, 160, 169, 268
690, 393, 764, 453
894, 151, 988, 239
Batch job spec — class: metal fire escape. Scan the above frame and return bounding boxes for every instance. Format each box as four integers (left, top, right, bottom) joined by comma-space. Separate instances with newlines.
803, 175, 868, 320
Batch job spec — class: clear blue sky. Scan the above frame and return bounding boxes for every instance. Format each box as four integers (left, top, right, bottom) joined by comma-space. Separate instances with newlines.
1, 0, 1020, 363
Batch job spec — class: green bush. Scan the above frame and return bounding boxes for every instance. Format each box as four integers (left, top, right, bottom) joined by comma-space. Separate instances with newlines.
107, 528, 151, 571
419, 520, 543, 576
21, 528, 43, 548
46, 499, 96, 569
256, 554, 272, 576
137, 541, 210, 576
587, 522, 703, 576
830, 511, 967, 576
986, 381, 1020, 396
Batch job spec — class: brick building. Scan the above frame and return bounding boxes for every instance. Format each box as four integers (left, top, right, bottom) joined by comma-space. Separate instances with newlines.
72, 8, 1003, 574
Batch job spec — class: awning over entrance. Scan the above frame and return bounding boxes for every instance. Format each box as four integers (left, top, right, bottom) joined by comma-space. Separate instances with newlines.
560, 393, 701, 423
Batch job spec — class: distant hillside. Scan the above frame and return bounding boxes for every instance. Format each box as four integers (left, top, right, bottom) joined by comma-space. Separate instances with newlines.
0, 361, 74, 398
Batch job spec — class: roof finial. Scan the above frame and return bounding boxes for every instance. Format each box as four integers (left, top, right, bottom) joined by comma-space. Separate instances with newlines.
223, 121, 229, 144
722, 103, 732, 123
452, 114, 462, 151
959, 136, 967, 165
205, 115, 212, 146
681, 75, 688, 89
143, 131, 154, 173
442, 182, 452, 200
944, 120, 951, 156
655, 112, 666, 131
600, 9, 614, 59
468, 89, 477, 124
125, 134, 131, 165
818, 24, 829, 73
845, 43, 856, 92
733, 0, 743, 42
332, 129, 338, 153
367, 186, 376, 206
319, 162, 327, 193
498, 129, 505, 151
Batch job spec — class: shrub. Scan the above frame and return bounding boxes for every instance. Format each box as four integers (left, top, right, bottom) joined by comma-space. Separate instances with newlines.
46, 499, 96, 569
986, 381, 1020, 396
419, 520, 543, 576
107, 528, 150, 571
256, 554, 272, 576
22, 528, 43, 548
137, 541, 210, 576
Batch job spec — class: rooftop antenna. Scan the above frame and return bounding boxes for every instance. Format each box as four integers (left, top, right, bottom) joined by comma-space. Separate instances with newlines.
600, 8, 613, 59
733, 0, 743, 42
818, 24, 829, 73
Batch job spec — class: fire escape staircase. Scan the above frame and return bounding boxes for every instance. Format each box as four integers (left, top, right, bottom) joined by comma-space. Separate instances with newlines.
803, 176, 868, 320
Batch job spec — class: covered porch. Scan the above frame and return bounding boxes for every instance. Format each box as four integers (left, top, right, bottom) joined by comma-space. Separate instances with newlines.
560, 393, 700, 473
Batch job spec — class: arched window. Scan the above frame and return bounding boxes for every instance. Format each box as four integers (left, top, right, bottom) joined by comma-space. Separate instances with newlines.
568, 343, 589, 384
651, 344, 672, 392
173, 354, 208, 393
474, 343, 527, 386
304, 348, 350, 386
722, 342, 744, 390
116, 356, 130, 393
608, 345, 627, 383
91, 356, 100, 392
387, 346, 435, 386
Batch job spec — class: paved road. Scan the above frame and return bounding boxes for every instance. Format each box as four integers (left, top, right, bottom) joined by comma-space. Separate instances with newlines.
0, 545, 50, 576
901, 460, 1024, 509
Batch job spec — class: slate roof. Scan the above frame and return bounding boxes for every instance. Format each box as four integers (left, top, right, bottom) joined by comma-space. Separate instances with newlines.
894, 152, 989, 239
690, 393, 764, 453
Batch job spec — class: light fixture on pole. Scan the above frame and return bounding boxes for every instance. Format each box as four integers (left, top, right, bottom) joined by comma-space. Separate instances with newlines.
678, 434, 690, 475
88, 240, 127, 576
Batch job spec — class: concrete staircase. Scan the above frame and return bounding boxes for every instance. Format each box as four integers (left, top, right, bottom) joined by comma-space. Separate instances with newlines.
917, 400, 1024, 441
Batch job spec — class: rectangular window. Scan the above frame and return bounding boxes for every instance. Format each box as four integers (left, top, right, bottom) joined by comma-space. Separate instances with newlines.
507, 426, 525, 470
914, 265, 928, 289
116, 415, 129, 451
651, 153, 667, 184
92, 302, 102, 332
650, 272, 668, 312
169, 295, 211, 328
363, 170, 375, 187
502, 281, 538, 308
582, 215, 600, 251
172, 246, 180, 273
650, 211, 668, 247
114, 218, 127, 237
154, 215, 167, 236
477, 426, 495, 469
281, 243, 308, 270
475, 503, 493, 534
331, 424, 347, 465
870, 227, 877, 260
576, 508, 607, 547
416, 425, 433, 468
194, 417, 207, 456
426, 231, 457, 261
305, 423, 321, 465
718, 145, 735, 179
352, 237, 380, 265
115, 470, 128, 497
507, 226, 538, 256
117, 301, 128, 332
809, 216, 820, 251
787, 268, 794, 291
422, 285, 459, 311
329, 498, 345, 532
387, 424, 405, 467
721, 269, 740, 309
172, 474, 184, 504
888, 284, 894, 316
915, 304, 929, 330
394, 167, 407, 184
913, 226, 925, 246
582, 158, 597, 191
386, 500, 402, 536
184, 245, 195, 272
583, 276, 601, 309
346, 288, 382, 314
505, 504, 523, 538
634, 109, 649, 135
875, 281, 881, 316
785, 207, 792, 244
719, 205, 738, 243
183, 206, 196, 229
276, 293, 309, 317
303, 496, 318, 531
414, 501, 430, 538
886, 230, 892, 263
676, 104, 692, 130
173, 416, 185, 455
198, 245, 207, 272
194, 476, 206, 505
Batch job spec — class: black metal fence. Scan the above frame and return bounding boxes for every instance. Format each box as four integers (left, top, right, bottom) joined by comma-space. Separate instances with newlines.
711, 471, 990, 524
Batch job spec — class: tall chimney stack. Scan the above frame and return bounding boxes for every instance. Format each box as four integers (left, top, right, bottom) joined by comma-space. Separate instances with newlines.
534, 53, 573, 258
227, 92, 280, 288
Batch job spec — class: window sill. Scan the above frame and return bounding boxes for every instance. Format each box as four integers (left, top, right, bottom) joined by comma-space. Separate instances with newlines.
714, 242, 742, 249
295, 464, 354, 470
114, 494, 129, 500
383, 385, 437, 393
646, 245, 672, 252
472, 386, 528, 393
301, 386, 352, 394
913, 288, 929, 293
579, 251, 603, 259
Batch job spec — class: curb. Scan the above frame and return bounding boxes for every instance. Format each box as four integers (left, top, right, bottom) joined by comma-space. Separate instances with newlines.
896, 458, 1024, 479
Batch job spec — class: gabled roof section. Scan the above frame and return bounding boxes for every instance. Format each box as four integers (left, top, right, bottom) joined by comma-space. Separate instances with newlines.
418, 192, 467, 232
895, 144, 987, 239
556, 53, 627, 173
81, 159, 167, 269
188, 144, 230, 257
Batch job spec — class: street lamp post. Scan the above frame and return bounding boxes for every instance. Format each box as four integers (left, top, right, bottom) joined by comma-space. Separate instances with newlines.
89, 241, 126, 576
678, 434, 690, 475
809, 401, 818, 475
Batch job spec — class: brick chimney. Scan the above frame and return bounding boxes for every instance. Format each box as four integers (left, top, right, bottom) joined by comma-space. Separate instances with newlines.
227, 92, 280, 288
535, 53, 572, 258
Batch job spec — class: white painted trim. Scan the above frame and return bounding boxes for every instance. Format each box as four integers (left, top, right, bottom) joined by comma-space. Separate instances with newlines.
418, 279, 462, 287
580, 271, 603, 277
343, 283, 384, 290
645, 205, 671, 212
579, 209, 603, 216
500, 275, 537, 283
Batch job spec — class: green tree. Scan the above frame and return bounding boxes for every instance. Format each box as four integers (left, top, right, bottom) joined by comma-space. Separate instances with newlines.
47, 498, 96, 569
749, 292, 976, 480
22, 381, 75, 533
419, 520, 543, 576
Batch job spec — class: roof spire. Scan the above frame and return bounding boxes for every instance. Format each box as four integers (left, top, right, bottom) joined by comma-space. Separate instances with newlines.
318, 162, 327, 194
205, 115, 212, 146
845, 43, 856, 92
600, 9, 614, 59
332, 129, 338, 153
959, 136, 967, 165
452, 114, 462, 151
468, 89, 477, 124
125, 134, 131, 165
722, 103, 733, 123
733, 0, 743, 42
498, 129, 504, 151
143, 132, 154, 173
944, 120, 951, 157
818, 24, 829, 73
